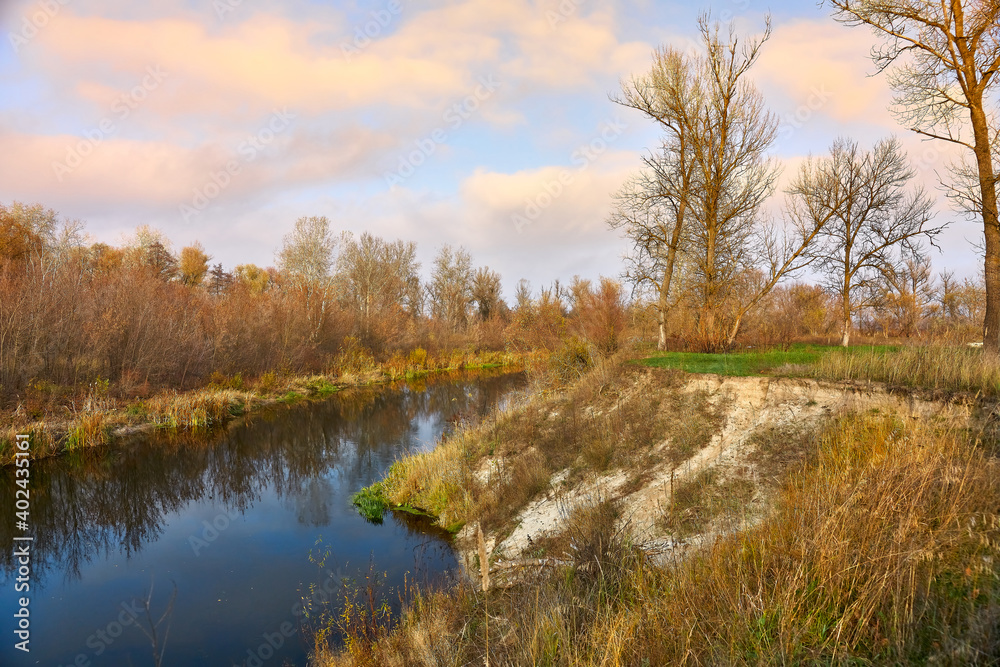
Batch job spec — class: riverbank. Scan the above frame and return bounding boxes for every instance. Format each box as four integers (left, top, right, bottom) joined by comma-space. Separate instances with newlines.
0, 348, 532, 466
322, 350, 1000, 665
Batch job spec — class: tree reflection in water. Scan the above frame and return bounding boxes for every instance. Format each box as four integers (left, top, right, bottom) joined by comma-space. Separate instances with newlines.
0, 370, 525, 583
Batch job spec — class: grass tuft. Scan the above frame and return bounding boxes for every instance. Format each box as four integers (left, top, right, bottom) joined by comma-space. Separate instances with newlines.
351, 486, 390, 525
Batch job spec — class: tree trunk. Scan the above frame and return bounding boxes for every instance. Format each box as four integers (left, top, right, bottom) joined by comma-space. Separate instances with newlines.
657, 304, 668, 351
841, 293, 852, 348
725, 314, 743, 349
970, 103, 1000, 353
657, 189, 687, 352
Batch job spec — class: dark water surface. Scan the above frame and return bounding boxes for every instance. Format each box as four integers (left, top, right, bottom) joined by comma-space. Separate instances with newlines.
0, 371, 524, 666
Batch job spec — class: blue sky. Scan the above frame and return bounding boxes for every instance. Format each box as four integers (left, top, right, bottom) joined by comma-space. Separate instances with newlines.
0, 0, 983, 294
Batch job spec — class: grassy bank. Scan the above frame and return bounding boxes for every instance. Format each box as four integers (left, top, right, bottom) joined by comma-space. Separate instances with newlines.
643, 343, 1000, 397
318, 348, 1000, 666
325, 411, 1000, 666
350, 353, 723, 538
0, 348, 529, 466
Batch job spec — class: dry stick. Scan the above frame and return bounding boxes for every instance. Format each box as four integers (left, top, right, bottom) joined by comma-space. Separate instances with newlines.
478, 522, 490, 667
134, 579, 178, 667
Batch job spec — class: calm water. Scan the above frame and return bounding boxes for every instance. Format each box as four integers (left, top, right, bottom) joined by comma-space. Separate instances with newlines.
0, 371, 524, 666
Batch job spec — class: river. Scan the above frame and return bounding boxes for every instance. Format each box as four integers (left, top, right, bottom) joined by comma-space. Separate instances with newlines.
0, 371, 525, 666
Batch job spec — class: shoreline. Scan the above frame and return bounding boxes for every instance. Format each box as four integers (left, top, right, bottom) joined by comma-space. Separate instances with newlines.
0, 352, 532, 467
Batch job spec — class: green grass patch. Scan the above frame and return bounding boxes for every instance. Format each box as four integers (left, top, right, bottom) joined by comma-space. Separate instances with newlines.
305, 378, 339, 397
280, 391, 303, 403
352, 485, 390, 525
641, 344, 897, 377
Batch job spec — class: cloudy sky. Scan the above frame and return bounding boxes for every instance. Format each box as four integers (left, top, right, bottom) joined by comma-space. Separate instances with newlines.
0, 0, 984, 293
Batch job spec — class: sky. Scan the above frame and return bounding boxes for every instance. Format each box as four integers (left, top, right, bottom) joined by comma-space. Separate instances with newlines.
0, 0, 987, 295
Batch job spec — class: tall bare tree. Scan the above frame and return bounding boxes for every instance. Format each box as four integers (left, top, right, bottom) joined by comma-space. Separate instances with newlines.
336, 232, 421, 341
611, 47, 699, 350
791, 137, 943, 346
276, 216, 338, 340
613, 15, 831, 350
428, 244, 473, 332
827, 0, 1000, 350
471, 267, 504, 321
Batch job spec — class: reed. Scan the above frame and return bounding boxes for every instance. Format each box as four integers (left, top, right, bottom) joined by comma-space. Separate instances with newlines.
814, 345, 1000, 396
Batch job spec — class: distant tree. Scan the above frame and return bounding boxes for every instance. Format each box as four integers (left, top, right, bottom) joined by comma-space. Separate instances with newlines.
87, 243, 125, 276
514, 279, 533, 312
179, 243, 211, 287
827, 0, 1000, 350
277, 216, 337, 284
144, 241, 177, 282
875, 255, 937, 337
234, 264, 271, 296
471, 267, 504, 321
0, 202, 60, 268
207, 263, 232, 297
122, 226, 177, 281
336, 232, 421, 339
567, 276, 593, 315
276, 216, 338, 340
428, 245, 473, 331
793, 137, 944, 346
574, 277, 628, 355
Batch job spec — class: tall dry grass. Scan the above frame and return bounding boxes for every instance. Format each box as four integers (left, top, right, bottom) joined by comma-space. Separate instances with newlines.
815, 345, 1000, 396
320, 409, 1000, 666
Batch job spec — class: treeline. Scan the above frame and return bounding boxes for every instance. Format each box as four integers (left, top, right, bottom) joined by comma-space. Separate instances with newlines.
0, 203, 628, 402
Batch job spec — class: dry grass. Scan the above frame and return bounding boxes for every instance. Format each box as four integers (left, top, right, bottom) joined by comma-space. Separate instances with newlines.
815, 345, 1000, 396
1, 349, 528, 466
659, 467, 755, 538
143, 389, 254, 429
319, 406, 1000, 666
366, 352, 700, 539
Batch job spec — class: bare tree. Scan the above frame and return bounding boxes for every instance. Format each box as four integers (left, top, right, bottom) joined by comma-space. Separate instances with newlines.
875, 254, 937, 337
611, 47, 699, 350
793, 137, 943, 346
513, 279, 533, 312
276, 216, 338, 341
471, 267, 504, 321
336, 232, 421, 341
827, 0, 1000, 350
277, 216, 337, 285
612, 16, 832, 350
428, 245, 473, 332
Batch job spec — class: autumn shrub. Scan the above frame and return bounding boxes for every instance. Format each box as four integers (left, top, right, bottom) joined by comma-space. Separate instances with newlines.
573, 277, 628, 357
